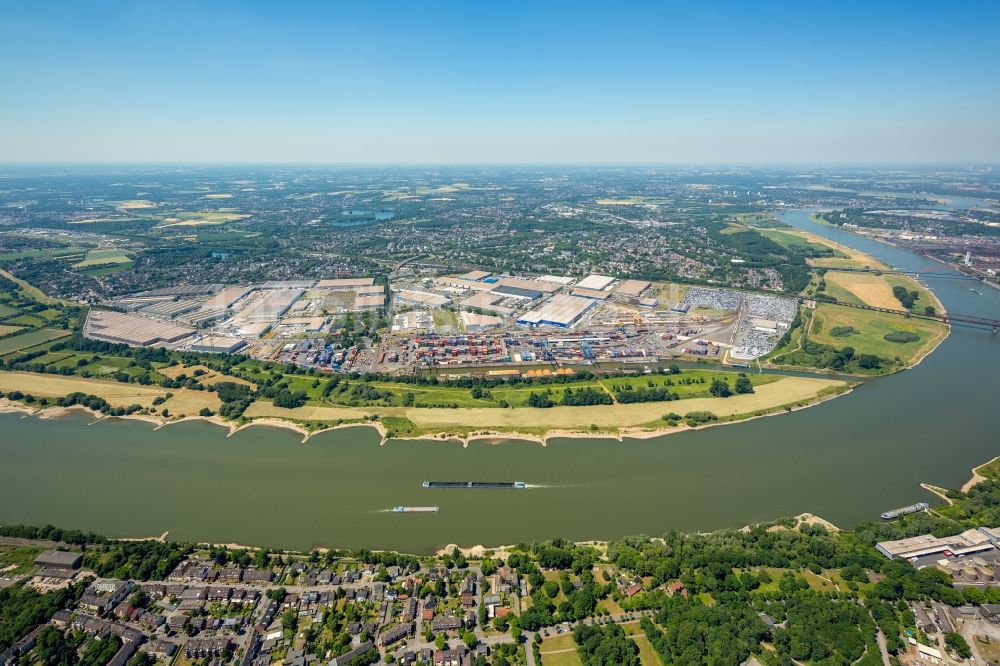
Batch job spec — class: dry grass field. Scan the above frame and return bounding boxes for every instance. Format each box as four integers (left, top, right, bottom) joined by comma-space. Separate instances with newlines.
823, 271, 899, 308
244, 402, 380, 421
159, 364, 256, 389
0, 371, 219, 413
112, 199, 157, 209
158, 212, 249, 227
245, 376, 845, 431
781, 227, 887, 270
406, 377, 842, 429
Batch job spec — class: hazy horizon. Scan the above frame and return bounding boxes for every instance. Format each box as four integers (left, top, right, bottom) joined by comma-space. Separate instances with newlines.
2, 1, 998, 164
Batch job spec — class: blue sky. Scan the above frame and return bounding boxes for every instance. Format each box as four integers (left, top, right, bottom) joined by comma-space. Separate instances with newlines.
1, 1, 998, 163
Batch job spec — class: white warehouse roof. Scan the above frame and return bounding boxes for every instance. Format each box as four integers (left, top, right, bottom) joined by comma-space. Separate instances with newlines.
576, 274, 615, 290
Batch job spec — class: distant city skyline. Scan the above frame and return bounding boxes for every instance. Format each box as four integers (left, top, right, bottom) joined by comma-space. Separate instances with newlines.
1, 1, 998, 163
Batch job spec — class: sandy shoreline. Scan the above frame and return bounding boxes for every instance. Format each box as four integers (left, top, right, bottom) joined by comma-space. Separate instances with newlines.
962, 455, 999, 492
1, 379, 854, 447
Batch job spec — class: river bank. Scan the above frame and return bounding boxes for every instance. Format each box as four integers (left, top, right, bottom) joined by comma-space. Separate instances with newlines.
0, 372, 852, 445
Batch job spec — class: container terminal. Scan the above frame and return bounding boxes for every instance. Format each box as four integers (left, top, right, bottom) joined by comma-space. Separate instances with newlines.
423, 481, 527, 489
880, 502, 930, 520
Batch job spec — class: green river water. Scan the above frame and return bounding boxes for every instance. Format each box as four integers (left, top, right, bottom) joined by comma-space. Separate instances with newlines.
1, 209, 998, 553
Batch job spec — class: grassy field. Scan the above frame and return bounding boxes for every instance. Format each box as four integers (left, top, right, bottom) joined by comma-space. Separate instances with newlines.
594, 197, 671, 206
597, 371, 780, 397
158, 211, 250, 227
112, 199, 157, 209
747, 567, 858, 595
763, 225, 887, 271
433, 308, 460, 334
822, 271, 898, 308
245, 376, 846, 434
820, 271, 942, 314
598, 597, 624, 615
79, 263, 134, 277
621, 622, 662, 666
278, 368, 783, 410
975, 457, 1000, 481
0, 245, 89, 261
883, 274, 943, 312
759, 228, 837, 255
0, 324, 24, 336
540, 633, 581, 666
809, 304, 948, 366
0, 371, 219, 413
0, 328, 71, 354
0, 545, 41, 576
653, 282, 689, 309
160, 363, 256, 388
73, 248, 132, 268
735, 212, 777, 225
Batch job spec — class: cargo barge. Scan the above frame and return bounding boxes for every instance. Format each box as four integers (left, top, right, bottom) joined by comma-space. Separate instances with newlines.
880, 502, 929, 520
423, 481, 527, 489
392, 506, 439, 513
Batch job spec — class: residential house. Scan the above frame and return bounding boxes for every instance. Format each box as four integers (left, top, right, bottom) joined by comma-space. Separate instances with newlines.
329, 641, 375, 666
379, 622, 411, 647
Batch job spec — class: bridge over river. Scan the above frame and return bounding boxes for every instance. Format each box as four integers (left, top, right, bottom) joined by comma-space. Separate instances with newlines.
802, 297, 1000, 332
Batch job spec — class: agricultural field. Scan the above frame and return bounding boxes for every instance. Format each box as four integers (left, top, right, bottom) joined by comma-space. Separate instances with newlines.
0, 328, 71, 355
594, 196, 671, 206
809, 304, 948, 366
195, 230, 261, 242
0, 324, 24, 336
0, 245, 88, 261
68, 216, 138, 225
819, 270, 941, 313
78, 263, 134, 277
112, 199, 158, 209
72, 248, 133, 268
821, 271, 898, 309
157, 211, 250, 227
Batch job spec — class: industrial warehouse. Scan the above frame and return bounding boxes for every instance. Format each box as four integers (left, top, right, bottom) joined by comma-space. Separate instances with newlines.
516, 294, 597, 328
88, 268, 795, 375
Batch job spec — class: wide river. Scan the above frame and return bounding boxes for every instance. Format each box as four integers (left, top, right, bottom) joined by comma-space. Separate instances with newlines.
1, 209, 998, 554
